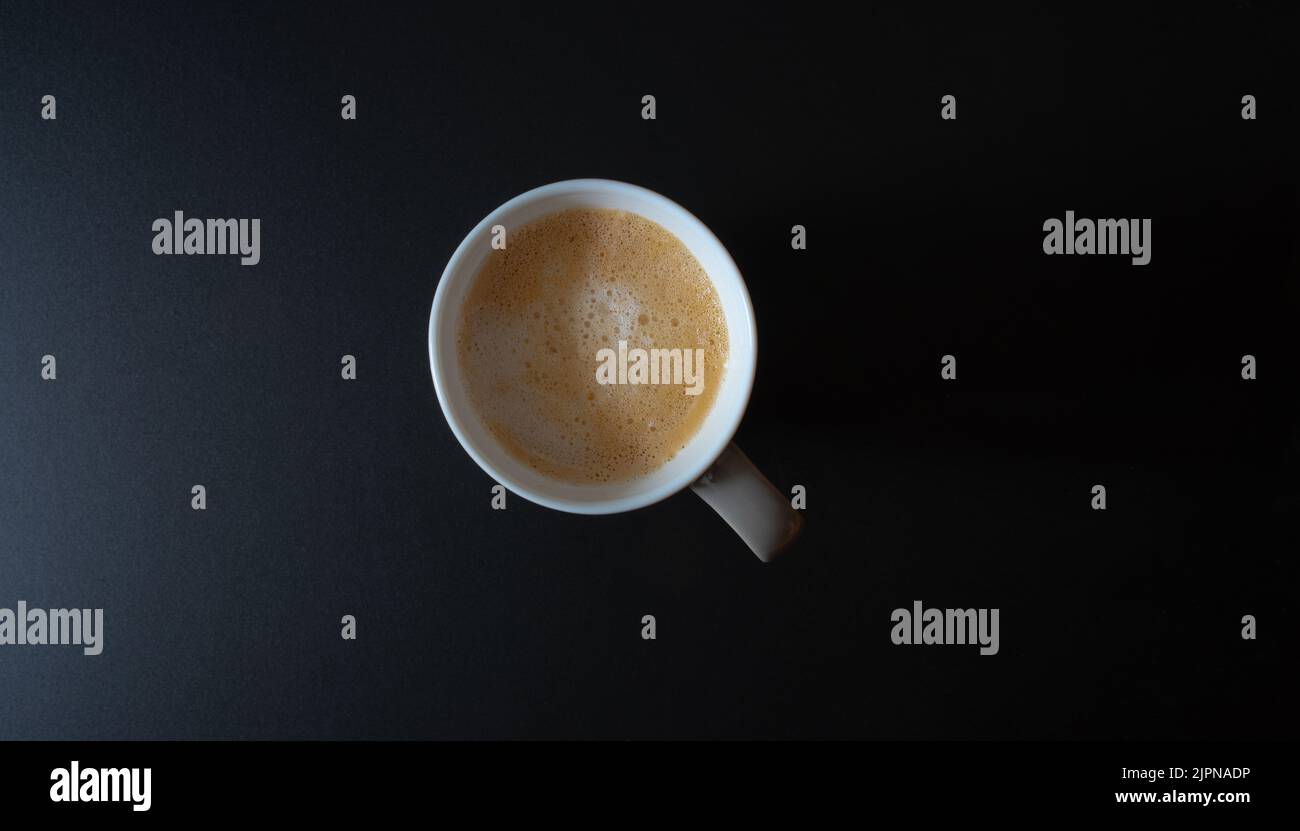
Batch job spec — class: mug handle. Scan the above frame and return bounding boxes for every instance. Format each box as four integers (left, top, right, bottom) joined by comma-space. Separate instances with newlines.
690, 442, 803, 562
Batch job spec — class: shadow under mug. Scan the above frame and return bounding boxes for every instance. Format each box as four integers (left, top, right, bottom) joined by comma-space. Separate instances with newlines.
428, 179, 801, 561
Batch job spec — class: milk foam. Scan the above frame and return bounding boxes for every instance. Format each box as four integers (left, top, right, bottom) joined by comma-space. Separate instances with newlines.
457, 208, 729, 484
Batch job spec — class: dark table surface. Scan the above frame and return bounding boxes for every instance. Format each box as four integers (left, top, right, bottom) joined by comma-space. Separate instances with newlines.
1, 2, 1295, 739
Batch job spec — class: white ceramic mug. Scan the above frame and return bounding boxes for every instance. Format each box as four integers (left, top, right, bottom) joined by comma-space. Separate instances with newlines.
428, 179, 802, 561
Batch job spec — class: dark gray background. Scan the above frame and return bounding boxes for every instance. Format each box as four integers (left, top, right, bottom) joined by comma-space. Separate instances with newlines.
1, 2, 1296, 739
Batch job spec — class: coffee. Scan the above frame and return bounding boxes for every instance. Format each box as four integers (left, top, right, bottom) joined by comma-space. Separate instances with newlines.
457, 207, 729, 484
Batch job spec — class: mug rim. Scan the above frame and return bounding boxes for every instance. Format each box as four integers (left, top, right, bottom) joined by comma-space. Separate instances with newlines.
427, 178, 757, 514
